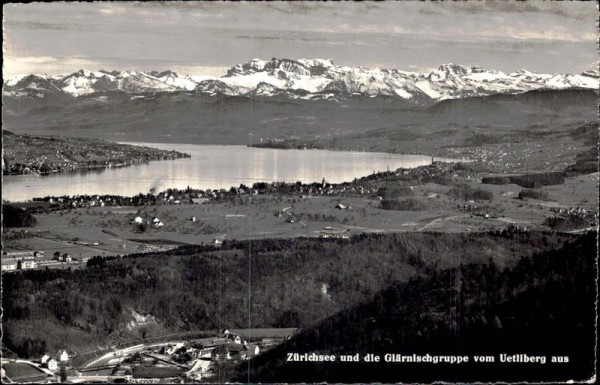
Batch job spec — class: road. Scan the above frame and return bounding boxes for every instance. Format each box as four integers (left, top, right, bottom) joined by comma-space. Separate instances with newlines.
70, 375, 112, 383
33, 236, 111, 254
566, 226, 598, 234
417, 214, 468, 232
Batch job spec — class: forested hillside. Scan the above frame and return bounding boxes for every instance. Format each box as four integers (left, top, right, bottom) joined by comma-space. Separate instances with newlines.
234, 232, 597, 383
1, 231, 575, 359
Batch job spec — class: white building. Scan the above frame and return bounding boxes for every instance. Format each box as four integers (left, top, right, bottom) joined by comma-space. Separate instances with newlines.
46, 358, 58, 371
59, 350, 69, 362
1, 259, 18, 272
18, 260, 37, 270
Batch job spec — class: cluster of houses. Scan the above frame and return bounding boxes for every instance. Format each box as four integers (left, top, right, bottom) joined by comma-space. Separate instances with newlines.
1, 251, 42, 272
133, 216, 165, 228
319, 227, 351, 239
40, 350, 70, 372
6, 133, 189, 176
458, 202, 492, 218
1, 258, 36, 271
25, 162, 474, 215
443, 142, 542, 172
550, 206, 597, 221
115, 330, 262, 382
30, 190, 209, 212
1, 249, 86, 273
210, 330, 260, 362
52, 252, 73, 262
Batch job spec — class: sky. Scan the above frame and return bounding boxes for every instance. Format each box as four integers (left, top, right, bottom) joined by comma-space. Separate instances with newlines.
2, 1, 598, 77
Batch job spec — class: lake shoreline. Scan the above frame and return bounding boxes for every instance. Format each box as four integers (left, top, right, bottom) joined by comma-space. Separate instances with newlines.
4, 143, 466, 202
5, 159, 474, 205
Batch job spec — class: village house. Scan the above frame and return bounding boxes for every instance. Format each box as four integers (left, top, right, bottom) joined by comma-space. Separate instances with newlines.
165, 343, 186, 356
3, 251, 36, 258
40, 354, 58, 371
211, 344, 247, 361
247, 344, 260, 358
224, 331, 242, 344
133, 216, 144, 225
59, 350, 69, 362
46, 358, 58, 371
1, 259, 18, 272
18, 260, 37, 270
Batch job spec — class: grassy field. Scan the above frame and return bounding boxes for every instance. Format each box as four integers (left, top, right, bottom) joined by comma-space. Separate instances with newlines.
229, 328, 298, 339
2, 362, 49, 382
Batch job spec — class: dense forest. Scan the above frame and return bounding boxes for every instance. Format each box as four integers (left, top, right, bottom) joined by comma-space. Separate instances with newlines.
482, 172, 565, 188
234, 231, 597, 383
1, 231, 575, 359
2, 205, 38, 227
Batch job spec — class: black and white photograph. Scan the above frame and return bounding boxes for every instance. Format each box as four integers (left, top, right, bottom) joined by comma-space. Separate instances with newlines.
1, 1, 598, 383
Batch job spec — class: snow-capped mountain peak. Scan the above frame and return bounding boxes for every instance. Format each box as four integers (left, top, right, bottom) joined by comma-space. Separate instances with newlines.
3, 59, 598, 103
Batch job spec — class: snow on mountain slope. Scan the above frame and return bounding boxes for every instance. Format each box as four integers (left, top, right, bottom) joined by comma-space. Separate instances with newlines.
3, 58, 598, 103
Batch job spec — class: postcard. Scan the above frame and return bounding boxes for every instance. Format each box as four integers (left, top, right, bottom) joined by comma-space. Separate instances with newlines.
1, 1, 598, 383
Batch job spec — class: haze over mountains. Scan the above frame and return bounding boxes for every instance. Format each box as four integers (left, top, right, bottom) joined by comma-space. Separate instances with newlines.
4, 58, 599, 104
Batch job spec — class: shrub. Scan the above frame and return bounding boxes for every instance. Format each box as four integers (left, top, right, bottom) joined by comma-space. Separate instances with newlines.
448, 185, 493, 201
482, 173, 564, 188
380, 199, 427, 211
518, 189, 549, 200
473, 189, 494, 201
2, 205, 37, 227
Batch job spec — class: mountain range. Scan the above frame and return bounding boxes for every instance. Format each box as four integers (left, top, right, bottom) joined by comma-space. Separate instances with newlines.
4, 58, 598, 104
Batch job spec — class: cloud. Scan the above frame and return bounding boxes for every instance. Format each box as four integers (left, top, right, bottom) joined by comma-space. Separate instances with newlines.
448, 1, 594, 20
171, 65, 229, 77
262, 2, 316, 15
406, 65, 437, 73
2, 2, 597, 76
235, 34, 326, 42
3, 55, 103, 77
9, 21, 67, 31
98, 6, 127, 16
475, 27, 597, 43
315, 24, 409, 35
2, 54, 232, 77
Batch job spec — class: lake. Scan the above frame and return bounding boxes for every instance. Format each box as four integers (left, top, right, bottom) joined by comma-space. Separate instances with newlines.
2, 143, 464, 202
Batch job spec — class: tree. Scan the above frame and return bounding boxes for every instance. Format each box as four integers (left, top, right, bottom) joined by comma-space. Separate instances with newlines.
275, 310, 303, 327
60, 362, 67, 382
